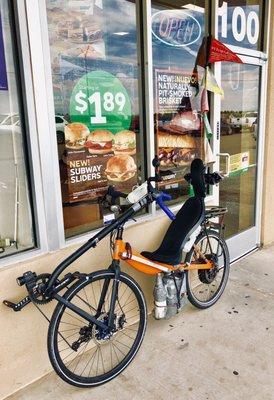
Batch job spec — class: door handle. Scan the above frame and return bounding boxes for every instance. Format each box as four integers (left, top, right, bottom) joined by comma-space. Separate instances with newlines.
216, 153, 230, 177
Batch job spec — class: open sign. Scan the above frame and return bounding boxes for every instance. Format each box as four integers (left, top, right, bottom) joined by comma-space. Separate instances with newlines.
152, 10, 201, 47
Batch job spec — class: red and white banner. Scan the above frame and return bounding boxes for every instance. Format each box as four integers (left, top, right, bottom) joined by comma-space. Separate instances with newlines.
209, 38, 243, 64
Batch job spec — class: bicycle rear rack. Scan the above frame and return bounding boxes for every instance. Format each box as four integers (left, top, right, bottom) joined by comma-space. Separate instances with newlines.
205, 206, 228, 219
205, 206, 228, 238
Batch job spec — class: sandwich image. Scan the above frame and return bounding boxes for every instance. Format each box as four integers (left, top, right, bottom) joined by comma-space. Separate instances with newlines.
113, 130, 136, 155
105, 155, 137, 182
85, 130, 114, 154
65, 123, 90, 150
158, 131, 198, 167
163, 111, 201, 134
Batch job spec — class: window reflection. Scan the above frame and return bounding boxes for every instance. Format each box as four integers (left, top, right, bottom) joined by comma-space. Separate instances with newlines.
152, 1, 208, 204
0, 1, 35, 257
220, 63, 260, 237
46, 0, 143, 238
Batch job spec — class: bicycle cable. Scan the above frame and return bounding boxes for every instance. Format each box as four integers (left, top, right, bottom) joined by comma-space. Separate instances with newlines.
32, 300, 74, 349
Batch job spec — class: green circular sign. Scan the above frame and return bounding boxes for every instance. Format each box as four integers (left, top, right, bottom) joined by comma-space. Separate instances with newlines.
70, 70, 132, 134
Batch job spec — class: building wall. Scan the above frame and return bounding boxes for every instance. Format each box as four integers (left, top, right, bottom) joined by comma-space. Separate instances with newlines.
261, 6, 274, 246
0, 214, 169, 399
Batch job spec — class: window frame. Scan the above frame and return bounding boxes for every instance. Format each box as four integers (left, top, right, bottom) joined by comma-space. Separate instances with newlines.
0, 1, 48, 267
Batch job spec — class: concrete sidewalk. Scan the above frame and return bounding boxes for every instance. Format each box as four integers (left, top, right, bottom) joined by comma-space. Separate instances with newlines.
5, 247, 274, 400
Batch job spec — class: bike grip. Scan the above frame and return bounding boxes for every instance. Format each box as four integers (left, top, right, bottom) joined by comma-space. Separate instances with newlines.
156, 193, 176, 220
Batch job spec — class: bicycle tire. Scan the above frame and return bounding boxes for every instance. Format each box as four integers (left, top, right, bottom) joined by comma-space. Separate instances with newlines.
48, 270, 147, 387
185, 229, 230, 309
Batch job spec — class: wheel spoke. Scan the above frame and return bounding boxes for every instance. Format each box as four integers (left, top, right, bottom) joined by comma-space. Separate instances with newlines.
187, 233, 229, 305
50, 273, 146, 383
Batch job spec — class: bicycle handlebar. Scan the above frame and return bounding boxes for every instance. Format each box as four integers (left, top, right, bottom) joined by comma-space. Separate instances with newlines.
105, 180, 176, 220
184, 171, 223, 185
155, 192, 176, 220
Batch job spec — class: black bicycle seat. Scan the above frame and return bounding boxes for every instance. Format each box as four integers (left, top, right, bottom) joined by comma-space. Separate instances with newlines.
141, 158, 206, 265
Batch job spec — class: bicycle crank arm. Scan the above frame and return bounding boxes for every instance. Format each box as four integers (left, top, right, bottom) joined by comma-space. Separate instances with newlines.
3, 296, 31, 311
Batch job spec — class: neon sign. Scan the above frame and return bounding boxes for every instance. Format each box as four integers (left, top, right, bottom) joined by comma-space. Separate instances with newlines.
152, 10, 201, 47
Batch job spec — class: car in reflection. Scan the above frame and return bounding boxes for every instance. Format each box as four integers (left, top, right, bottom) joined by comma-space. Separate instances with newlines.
55, 115, 69, 159
221, 119, 233, 135
252, 118, 258, 141
55, 115, 68, 144
0, 113, 22, 246
229, 112, 258, 133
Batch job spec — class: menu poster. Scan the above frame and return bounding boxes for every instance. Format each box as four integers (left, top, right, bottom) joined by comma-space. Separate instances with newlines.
65, 151, 111, 202
59, 58, 138, 203
155, 69, 203, 189
0, 13, 8, 91
63, 140, 138, 203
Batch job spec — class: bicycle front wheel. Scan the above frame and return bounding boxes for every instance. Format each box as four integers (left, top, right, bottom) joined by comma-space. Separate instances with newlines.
185, 229, 230, 309
48, 270, 147, 387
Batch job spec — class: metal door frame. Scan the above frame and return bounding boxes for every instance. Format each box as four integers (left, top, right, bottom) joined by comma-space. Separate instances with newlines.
211, 0, 270, 261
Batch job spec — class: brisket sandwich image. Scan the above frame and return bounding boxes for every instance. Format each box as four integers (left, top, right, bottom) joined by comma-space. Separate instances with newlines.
105, 155, 137, 182
158, 131, 198, 167
64, 123, 90, 150
113, 130, 136, 155
85, 130, 114, 154
163, 110, 201, 135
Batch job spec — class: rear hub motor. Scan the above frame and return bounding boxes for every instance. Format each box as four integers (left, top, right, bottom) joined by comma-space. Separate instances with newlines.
198, 254, 219, 284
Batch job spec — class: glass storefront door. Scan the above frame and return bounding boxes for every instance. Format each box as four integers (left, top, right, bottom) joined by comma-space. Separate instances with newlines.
214, 0, 265, 260
218, 59, 263, 260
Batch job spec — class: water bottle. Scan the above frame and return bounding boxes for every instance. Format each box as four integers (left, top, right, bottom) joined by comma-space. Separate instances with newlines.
153, 273, 167, 319
163, 273, 178, 319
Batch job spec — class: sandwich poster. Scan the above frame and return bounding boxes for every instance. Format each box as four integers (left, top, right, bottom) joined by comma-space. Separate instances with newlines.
46, 2, 141, 203
155, 69, 203, 189
0, 13, 8, 91
63, 124, 138, 202
61, 61, 138, 203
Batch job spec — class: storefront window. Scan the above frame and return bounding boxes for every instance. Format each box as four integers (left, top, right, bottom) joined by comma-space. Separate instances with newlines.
218, 1, 264, 51
0, 1, 35, 257
46, 0, 144, 238
151, 0, 208, 204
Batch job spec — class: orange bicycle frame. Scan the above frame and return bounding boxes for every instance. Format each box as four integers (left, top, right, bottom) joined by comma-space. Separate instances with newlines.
113, 239, 213, 276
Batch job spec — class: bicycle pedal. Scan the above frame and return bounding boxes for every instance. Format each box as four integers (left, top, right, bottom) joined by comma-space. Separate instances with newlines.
3, 296, 31, 311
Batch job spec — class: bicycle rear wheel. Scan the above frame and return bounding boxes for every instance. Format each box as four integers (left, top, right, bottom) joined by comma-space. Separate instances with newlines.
185, 229, 230, 309
48, 270, 147, 387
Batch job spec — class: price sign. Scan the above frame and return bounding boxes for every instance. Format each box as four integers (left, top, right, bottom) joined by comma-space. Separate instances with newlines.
70, 70, 132, 133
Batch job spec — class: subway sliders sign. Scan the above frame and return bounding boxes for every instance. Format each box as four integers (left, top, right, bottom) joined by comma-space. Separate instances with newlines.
65, 70, 137, 203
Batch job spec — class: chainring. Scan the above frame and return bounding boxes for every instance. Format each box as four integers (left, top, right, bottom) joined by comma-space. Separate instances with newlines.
28, 273, 53, 304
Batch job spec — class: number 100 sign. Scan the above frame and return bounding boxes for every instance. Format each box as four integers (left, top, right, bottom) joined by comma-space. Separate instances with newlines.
70, 70, 132, 133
